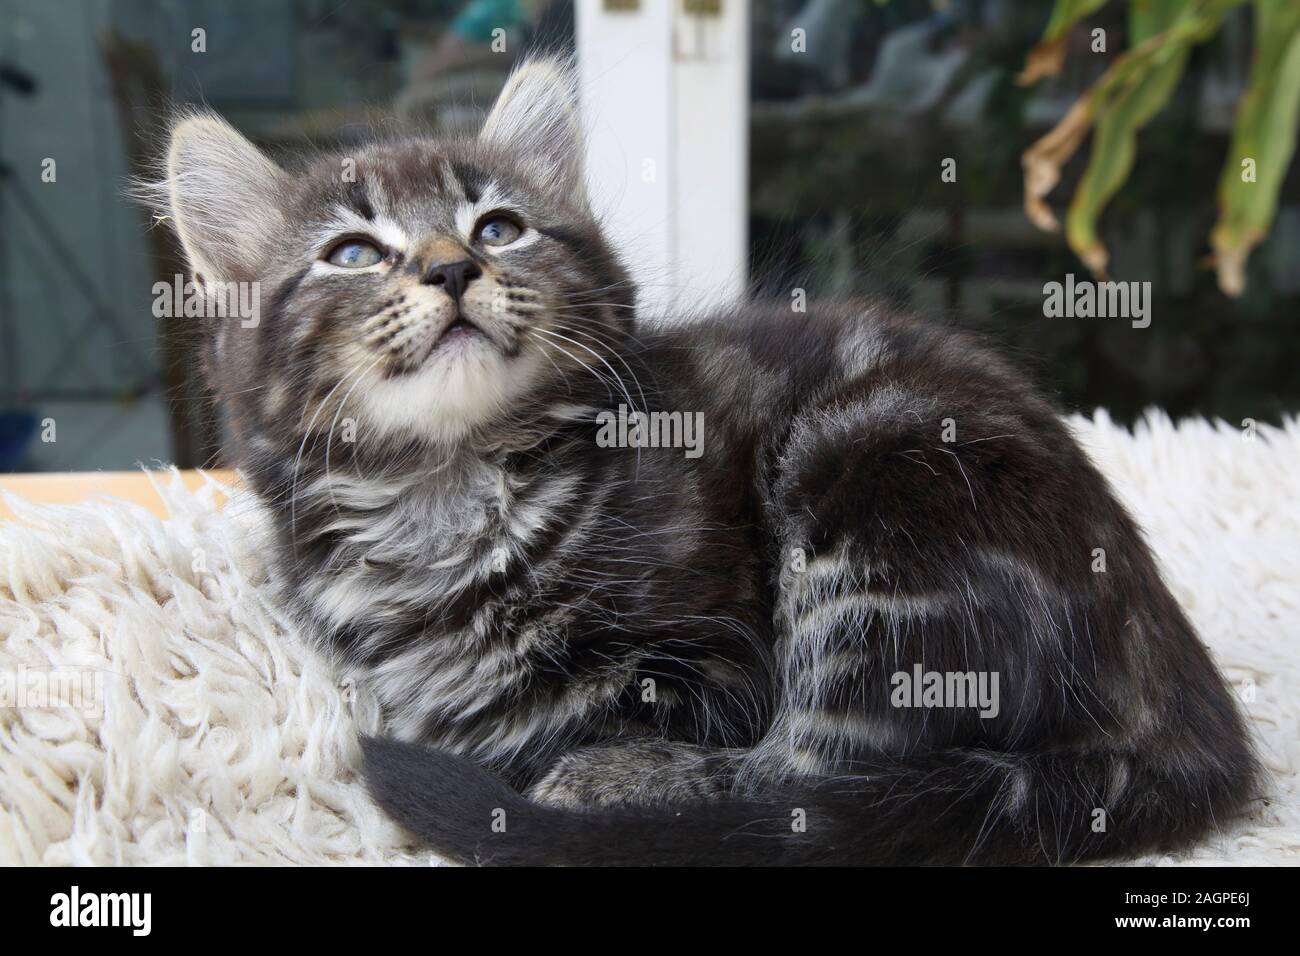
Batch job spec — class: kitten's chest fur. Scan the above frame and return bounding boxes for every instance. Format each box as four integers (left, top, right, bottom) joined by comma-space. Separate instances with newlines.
278, 435, 772, 776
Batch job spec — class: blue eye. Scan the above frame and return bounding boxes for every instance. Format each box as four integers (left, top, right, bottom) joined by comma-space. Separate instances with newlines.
326, 239, 383, 268
477, 216, 522, 247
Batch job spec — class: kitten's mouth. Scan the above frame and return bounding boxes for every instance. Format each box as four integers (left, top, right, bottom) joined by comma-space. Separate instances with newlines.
435, 316, 486, 348
386, 313, 495, 377
439, 317, 480, 340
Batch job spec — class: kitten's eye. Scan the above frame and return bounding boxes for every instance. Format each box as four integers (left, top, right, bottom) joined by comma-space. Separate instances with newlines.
325, 239, 384, 268
477, 216, 522, 247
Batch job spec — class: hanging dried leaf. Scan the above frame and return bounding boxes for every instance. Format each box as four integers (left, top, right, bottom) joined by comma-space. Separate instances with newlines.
1018, 0, 1111, 86
1022, 98, 1095, 231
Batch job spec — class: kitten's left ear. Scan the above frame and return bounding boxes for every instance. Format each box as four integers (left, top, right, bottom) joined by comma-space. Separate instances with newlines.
480, 58, 586, 205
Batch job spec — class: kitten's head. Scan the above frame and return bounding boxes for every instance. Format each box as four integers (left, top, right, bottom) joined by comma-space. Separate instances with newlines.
161, 59, 631, 450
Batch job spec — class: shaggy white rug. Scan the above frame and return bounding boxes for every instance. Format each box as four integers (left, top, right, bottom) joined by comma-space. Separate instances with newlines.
0, 410, 1296, 866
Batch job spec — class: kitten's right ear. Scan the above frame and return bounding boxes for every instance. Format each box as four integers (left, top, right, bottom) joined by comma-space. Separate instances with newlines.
163, 112, 286, 283
480, 58, 586, 206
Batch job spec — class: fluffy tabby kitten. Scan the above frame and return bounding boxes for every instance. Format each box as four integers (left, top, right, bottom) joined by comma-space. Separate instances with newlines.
156, 59, 1259, 865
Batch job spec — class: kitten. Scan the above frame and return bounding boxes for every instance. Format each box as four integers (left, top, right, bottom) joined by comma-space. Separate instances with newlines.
155, 58, 1259, 865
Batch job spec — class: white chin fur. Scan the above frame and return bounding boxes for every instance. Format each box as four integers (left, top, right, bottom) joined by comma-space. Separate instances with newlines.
357, 342, 541, 445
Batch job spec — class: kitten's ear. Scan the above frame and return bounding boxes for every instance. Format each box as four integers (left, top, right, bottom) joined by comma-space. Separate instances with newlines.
480, 58, 586, 204
163, 112, 286, 283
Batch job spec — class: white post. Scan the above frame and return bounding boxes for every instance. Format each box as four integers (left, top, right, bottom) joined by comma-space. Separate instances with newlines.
671, 1, 749, 315
576, 0, 749, 320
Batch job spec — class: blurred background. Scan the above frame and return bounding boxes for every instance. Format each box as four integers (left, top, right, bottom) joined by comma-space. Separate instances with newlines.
0, 0, 1297, 473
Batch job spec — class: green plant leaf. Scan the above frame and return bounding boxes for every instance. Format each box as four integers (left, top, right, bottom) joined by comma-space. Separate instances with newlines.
1023, 0, 1245, 274
1210, 0, 1300, 296
1064, 0, 1197, 275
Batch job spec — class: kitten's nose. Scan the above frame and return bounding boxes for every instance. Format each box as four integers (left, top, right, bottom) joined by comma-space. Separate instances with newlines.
423, 259, 482, 303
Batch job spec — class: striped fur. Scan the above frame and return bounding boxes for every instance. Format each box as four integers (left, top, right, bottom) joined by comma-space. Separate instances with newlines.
160, 59, 1260, 864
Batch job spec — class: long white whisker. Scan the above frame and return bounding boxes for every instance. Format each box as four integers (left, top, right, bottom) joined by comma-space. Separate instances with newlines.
290, 375, 351, 549
325, 356, 386, 514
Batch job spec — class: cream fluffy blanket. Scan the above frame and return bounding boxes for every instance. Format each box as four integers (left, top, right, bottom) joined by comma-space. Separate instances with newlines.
1, 411, 1296, 865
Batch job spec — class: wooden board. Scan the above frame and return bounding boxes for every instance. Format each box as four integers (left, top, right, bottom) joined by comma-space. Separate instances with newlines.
0, 470, 239, 521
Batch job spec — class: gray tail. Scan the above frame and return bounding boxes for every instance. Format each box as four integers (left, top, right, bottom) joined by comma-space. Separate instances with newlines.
360, 737, 1258, 866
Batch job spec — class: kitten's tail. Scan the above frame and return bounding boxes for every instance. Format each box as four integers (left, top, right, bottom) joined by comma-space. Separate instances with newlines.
360, 737, 1258, 866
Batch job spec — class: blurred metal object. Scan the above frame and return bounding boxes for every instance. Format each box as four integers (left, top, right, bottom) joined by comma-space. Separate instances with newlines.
0, 61, 37, 95
677, 0, 726, 61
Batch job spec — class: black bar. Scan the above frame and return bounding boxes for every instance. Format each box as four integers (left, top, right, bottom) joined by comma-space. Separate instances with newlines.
0, 865, 1279, 941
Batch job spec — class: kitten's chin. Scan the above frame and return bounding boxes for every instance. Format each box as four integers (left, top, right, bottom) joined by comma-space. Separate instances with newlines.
356, 346, 543, 444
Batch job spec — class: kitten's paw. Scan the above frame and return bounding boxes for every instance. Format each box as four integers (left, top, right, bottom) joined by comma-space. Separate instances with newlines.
527, 757, 594, 809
